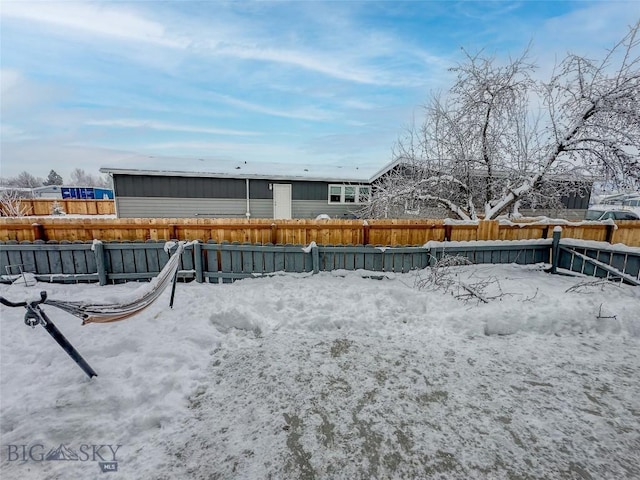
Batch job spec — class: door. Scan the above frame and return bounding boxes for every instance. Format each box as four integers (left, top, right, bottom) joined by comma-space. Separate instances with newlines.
273, 184, 292, 219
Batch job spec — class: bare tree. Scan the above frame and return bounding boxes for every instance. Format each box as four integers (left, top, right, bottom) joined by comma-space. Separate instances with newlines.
363, 23, 640, 220
0, 189, 32, 216
1, 171, 43, 189
69, 168, 110, 187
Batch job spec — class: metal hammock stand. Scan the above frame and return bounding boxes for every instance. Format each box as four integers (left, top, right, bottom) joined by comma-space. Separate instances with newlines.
0, 241, 190, 378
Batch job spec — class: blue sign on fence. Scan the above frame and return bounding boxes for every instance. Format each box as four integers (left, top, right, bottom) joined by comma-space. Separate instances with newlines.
60, 187, 113, 199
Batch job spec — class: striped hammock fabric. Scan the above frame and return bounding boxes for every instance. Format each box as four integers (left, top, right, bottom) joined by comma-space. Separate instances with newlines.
46, 241, 189, 324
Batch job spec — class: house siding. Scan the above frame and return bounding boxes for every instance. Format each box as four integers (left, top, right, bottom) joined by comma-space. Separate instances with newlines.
113, 175, 361, 201
114, 197, 361, 219
114, 175, 250, 199
111, 174, 370, 218
115, 197, 250, 218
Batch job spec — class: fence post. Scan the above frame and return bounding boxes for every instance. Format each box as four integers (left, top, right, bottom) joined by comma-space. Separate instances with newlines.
93, 240, 107, 285
550, 226, 562, 274
363, 221, 370, 246
605, 224, 615, 243
311, 244, 320, 274
271, 223, 278, 244
444, 225, 452, 241
32, 223, 46, 241
194, 241, 203, 283
169, 224, 178, 240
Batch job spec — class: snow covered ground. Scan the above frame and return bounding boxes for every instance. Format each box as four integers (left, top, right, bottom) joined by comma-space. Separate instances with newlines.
1, 264, 639, 479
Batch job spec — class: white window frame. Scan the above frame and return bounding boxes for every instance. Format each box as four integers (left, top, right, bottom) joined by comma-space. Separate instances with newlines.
404, 197, 421, 215
328, 184, 370, 204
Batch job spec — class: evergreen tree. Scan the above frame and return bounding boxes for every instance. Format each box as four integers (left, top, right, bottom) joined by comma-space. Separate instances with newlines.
43, 170, 64, 186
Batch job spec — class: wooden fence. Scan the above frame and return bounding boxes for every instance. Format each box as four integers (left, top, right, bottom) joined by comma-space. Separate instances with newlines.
0, 199, 115, 217
1, 218, 639, 247
2, 231, 638, 286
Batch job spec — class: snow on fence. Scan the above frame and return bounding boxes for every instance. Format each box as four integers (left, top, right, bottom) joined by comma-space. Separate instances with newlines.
2, 230, 638, 286
1, 218, 640, 247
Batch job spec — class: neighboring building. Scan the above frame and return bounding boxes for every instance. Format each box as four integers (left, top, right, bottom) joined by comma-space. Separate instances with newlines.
101, 165, 373, 219
101, 159, 593, 219
32, 185, 114, 200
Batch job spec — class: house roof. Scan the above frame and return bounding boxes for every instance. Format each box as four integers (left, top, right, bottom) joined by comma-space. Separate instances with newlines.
101, 158, 382, 183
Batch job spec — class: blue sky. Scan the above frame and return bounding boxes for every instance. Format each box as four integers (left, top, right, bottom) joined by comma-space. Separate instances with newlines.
1, 1, 639, 181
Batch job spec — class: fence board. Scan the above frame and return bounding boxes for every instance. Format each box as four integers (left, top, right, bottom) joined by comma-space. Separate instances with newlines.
145, 242, 161, 273
1, 199, 115, 217
47, 242, 63, 275
1, 217, 640, 246
6, 242, 23, 273
19, 242, 37, 273
205, 242, 219, 283
60, 241, 75, 274
133, 243, 149, 274
220, 244, 233, 284
33, 241, 50, 274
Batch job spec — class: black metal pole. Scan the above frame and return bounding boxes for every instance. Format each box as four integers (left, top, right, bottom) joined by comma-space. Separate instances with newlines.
169, 269, 179, 308
33, 306, 98, 378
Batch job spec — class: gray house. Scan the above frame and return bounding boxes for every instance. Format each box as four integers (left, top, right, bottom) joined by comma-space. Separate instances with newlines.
102, 159, 592, 219
101, 165, 375, 219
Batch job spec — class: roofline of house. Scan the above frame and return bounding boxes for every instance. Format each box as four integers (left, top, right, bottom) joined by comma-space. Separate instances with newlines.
367, 158, 403, 183
367, 159, 597, 183
32, 185, 113, 191
100, 167, 371, 184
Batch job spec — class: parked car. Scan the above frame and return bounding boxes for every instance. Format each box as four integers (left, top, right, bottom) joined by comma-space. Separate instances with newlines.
584, 209, 640, 221
590, 193, 640, 215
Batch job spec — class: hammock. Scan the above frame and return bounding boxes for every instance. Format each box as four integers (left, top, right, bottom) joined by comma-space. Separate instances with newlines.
46, 241, 190, 324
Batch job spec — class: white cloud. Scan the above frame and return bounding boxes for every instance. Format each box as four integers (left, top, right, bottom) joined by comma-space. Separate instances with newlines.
0, 124, 33, 142
212, 43, 409, 86
1, 1, 438, 87
85, 119, 261, 136
139, 140, 300, 157
0, 69, 21, 94
541, 2, 640, 48
0, 1, 186, 48
527, 4, 640, 80
208, 93, 336, 122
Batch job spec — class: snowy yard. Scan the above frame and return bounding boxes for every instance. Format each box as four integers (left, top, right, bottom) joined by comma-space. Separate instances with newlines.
1, 264, 639, 479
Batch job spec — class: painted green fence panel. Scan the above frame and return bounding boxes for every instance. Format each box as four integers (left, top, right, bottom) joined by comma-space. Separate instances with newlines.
220, 243, 234, 284
2, 238, 637, 286
205, 241, 219, 283
133, 241, 149, 275
253, 246, 265, 273
241, 243, 253, 273
145, 240, 161, 273
263, 244, 275, 273
354, 246, 365, 270
47, 241, 63, 276
6, 241, 23, 273
557, 242, 640, 285
274, 245, 285, 273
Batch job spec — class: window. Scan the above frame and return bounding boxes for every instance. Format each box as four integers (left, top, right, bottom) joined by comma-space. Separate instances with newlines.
328, 185, 370, 204
344, 186, 356, 203
404, 197, 421, 215
329, 186, 342, 203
